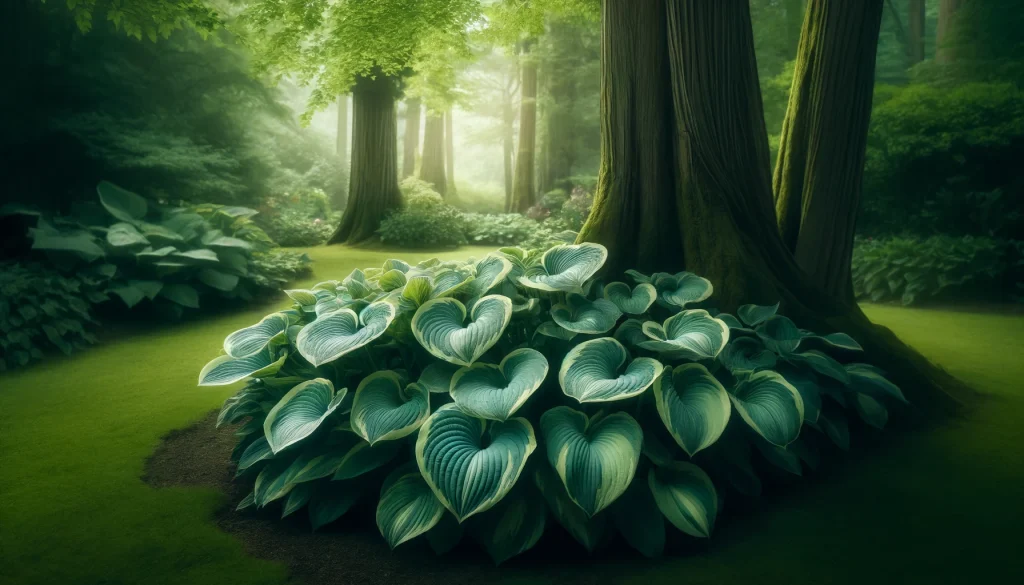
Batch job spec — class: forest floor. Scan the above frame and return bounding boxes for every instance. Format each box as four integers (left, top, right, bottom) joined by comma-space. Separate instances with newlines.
2, 245, 1023, 585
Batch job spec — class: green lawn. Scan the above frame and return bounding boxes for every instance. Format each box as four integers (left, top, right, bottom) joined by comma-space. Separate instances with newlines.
1, 246, 1022, 585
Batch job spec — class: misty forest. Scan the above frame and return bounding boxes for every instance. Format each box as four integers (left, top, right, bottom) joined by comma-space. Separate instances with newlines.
1, 1, 1022, 584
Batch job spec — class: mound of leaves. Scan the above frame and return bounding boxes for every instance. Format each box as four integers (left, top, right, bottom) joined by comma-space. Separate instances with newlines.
203, 243, 905, 563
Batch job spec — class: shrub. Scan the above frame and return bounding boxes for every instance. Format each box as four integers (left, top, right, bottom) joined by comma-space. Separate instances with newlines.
557, 186, 595, 231
203, 242, 904, 563
539, 188, 569, 212
19, 181, 311, 319
0, 262, 103, 371
463, 213, 540, 246
257, 189, 340, 247
378, 179, 467, 248
851, 235, 1022, 305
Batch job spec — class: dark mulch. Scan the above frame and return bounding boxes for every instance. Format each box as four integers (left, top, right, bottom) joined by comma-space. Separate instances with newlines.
144, 412, 665, 585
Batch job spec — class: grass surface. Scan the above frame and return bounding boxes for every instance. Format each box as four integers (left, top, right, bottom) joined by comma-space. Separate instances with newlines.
1, 246, 1022, 585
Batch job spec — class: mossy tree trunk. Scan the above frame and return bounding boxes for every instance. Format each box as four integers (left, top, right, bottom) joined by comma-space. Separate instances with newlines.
419, 111, 447, 197
580, 0, 973, 413
908, 0, 926, 65
936, 0, 962, 64
773, 0, 884, 306
335, 94, 350, 209
445, 108, 456, 197
329, 74, 402, 245
510, 42, 538, 213
401, 97, 421, 179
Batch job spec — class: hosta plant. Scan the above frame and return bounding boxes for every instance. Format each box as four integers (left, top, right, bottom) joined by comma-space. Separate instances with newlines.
203, 243, 905, 563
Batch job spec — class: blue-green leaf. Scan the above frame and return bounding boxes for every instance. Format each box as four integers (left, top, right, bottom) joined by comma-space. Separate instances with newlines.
106, 222, 149, 248
533, 465, 607, 552
376, 464, 446, 548
517, 243, 608, 293
551, 293, 622, 334
737, 302, 780, 327
729, 371, 804, 446
540, 407, 642, 517
450, 348, 548, 421
648, 462, 718, 538
653, 272, 713, 309
603, 281, 657, 315
756, 315, 803, 355
611, 477, 665, 558
411, 295, 513, 366
224, 313, 290, 358
263, 379, 347, 453
198, 345, 286, 386
719, 337, 777, 373
638, 309, 730, 360
309, 480, 367, 530
350, 371, 430, 445
845, 363, 907, 404
417, 361, 461, 394
471, 486, 546, 565
559, 337, 662, 403
466, 254, 514, 298
788, 350, 851, 384
97, 181, 148, 222
296, 302, 396, 366
653, 364, 731, 456
416, 404, 536, 521
331, 439, 402, 480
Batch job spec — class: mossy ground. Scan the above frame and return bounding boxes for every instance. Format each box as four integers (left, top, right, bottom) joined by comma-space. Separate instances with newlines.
1, 245, 1022, 585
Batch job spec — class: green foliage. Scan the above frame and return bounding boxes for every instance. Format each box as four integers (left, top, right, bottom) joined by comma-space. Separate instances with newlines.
20, 182, 311, 320
861, 82, 1024, 237
378, 179, 468, 248
463, 213, 539, 246
256, 189, 340, 247
205, 243, 903, 562
851, 236, 1023, 306
0, 262, 102, 371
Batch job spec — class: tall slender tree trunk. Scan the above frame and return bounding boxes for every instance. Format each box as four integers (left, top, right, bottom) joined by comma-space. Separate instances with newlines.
581, 0, 973, 413
445, 108, 456, 197
936, 0, 961, 64
335, 94, 350, 209
503, 72, 517, 212
329, 74, 402, 245
773, 0, 884, 306
419, 111, 447, 196
511, 42, 538, 213
402, 98, 421, 179
908, 0, 926, 65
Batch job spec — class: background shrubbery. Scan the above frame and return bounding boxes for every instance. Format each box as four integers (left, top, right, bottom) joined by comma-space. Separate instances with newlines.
256, 189, 340, 247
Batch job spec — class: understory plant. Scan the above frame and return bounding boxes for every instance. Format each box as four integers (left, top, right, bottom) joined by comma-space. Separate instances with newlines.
378, 179, 467, 248
17, 181, 311, 319
203, 243, 905, 563
257, 188, 340, 247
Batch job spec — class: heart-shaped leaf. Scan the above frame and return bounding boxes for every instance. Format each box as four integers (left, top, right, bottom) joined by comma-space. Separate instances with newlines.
559, 337, 663, 403
638, 309, 730, 360
377, 464, 445, 548
377, 269, 407, 292
411, 295, 513, 366
533, 465, 607, 552
264, 379, 347, 453
653, 364, 731, 456
416, 404, 536, 521
737, 302, 780, 327
540, 406, 643, 517
517, 243, 608, 293
107, 222, 150, 248
777, 365, 822, 424
536, 320, 578, 341
729, 371, 804, 446
551, 293, 623, 334
653, 272, 713, 309
237, 436, 273, 472
296, 301, 396, 366
718, 337, 777, 373
198, 344, 287, 386
603, 281, 657, 315
613, 318, 647, 347
756, 315, 803, 355
224, 313, 290, 358
788, 350, 850, 384
845, 363, 907, 404
648, 462, 718, 538
350, 371, 430, 444
417, 361, 461, 394
465, 254, 514, 298
450, 348, 549, 421
806, 331, 863, 352
97, 181, 148, 222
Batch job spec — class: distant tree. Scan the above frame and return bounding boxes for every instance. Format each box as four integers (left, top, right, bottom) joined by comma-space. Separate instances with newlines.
908, 0, 926, 65
936, 0, 962, 64
445, 108, 457, 196
402, 98, 422, 179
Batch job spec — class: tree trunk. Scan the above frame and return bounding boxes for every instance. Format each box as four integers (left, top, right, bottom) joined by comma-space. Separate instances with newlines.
773, 0, 884, 306
936, 0, 961, 64
907, 0, 926, 65
329, 74, 402, 245
511, 43, 538, 213
576, 0, 680, 275
401, 97, 421, 179
445, 108, 456, 197
335, 94, 350, 208
503, 71, 516, 212
419, 111, 447, 197
580, 0, 973, 413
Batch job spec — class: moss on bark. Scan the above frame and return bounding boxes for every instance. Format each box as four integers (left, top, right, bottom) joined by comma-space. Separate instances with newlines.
329, 74, 402, 245
773, 0, 883, 306
510, 44, 538, 213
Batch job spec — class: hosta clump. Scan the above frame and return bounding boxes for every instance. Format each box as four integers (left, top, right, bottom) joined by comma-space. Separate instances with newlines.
204, 243, 906, 563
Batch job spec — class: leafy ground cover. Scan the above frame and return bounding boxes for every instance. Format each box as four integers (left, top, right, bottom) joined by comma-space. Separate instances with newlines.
1, 245, 1022, 585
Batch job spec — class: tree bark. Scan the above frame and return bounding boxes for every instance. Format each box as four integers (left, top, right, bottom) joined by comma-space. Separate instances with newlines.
335, 94, 350, 208
419, 111, 447, 196
908, 0, 926, 66
401, 97, 421, 179
511, 42, 538, 213
936, 0, 961, 64
503, 70, 517, 212
580, 0, 973, 414
329, 74, 402, 245
773, 0, 884, 306
445, 108, 456, 197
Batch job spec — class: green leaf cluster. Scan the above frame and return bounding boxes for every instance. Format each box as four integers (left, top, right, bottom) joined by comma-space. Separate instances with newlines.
204, 241, 904, 562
